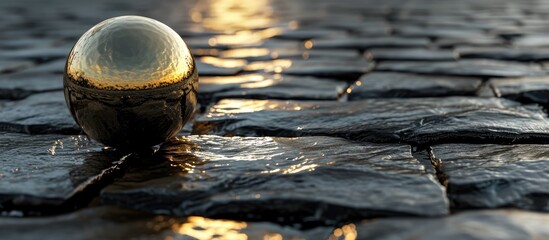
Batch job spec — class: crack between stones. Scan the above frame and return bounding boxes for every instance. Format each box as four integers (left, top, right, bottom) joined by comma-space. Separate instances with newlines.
0, 150, 150, 216
426, 147, 448, 189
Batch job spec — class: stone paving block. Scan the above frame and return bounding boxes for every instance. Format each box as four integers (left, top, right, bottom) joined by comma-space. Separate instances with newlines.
435, 36, 506, 48
246, 59, 373, 80
488, 76, 549, 106
0, 45, 71, 61
101, 136, 448, 224
273, 28, 349, 40
392, 26, 488, 39
376, 60, 547, 78
306, 19, 389, 35
199, 74, 346, 106
194, 97, 549, 145
0, 91, 79, 134
220, 48, 361, 61
11, 58, 65, 74
366, 48, 457, 61
513, 34, 549, 48
0, 133, 125, 212
349, 72, 482, 99
0, 60, 34, 73
432, 143, 549, 210
342, 210, 549, 240
195, 57, 245, 76
491, 25, 549, 39
456, 46, 549, 61
0, 206, 330, 240
184, 37, 231, 50
0, 73, 62, 100
311, 37, 430, 50
0, 38, 58, 50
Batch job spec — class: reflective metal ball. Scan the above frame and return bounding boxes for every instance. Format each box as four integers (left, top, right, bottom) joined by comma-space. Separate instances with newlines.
64, 15, 198, 149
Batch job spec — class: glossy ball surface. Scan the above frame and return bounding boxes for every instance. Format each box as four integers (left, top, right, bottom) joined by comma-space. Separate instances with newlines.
64, 15, 198, 149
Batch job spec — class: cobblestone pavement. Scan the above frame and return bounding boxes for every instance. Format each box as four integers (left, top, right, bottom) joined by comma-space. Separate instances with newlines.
3, 0, 549, 239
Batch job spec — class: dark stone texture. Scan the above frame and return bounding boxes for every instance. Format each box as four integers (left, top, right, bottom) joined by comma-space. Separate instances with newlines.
195, 57, 245, 76
0, 206, 330, 239
488, 77, 549, 106
246, 59, 373, 80
194, 97, 549, 145
514, 34, 549, 48
0, 74, 62, 100
367, 48, 457, 61
0, 133, 125, 212
101, 136, 447, 225
392, 26, 488, 39
12, 58, 65, 74
273, 28, 349, 40
0, 45, 71, 61
433, 143, 549, 210
435, 36, 506, 48
349, 72, 482, 99
311, 37, 430, 50
346, 210, 549, 239
457, 46, 549, 61
376, 60, 546, 78
199, 74, 346, 106
0, 91, 78, 134
0, 59, 33, 73
220, 48, 360, 61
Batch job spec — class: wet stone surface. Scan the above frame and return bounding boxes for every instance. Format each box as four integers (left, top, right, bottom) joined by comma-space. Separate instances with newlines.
311, 36, 430, 50
101, 135, 448, 225
195, 57, 245, 76
487, 76, 549, 106
0, 91, 78, 134
349, 72, 482, 99
0, 133, 125, 212
6, 0, 549, 237
456, 46, 549, 62
376, 60, 547, 78
0, 60, 34, 73
347, 209, 549, 239
432, 143, 549, 210
246, 58, 373, 80
199, 74, 346, 107
194, 97, 549, 145
0, 74, 62, 100
366, 48, 457, 61
0, 206, 331, 239
219, 48, 361, 61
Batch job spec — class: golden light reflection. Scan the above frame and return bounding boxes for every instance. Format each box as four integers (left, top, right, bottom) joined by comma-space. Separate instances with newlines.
263, 233, 283, 240
328, 224, 357, 240
220, 48, 271, 58
175, 216, 248, 240
191, 0, 274, 32
207, 99, 280, 118
200, 74, 265, 85
240, 79, 276, 88
208, 27, 283, 47
200, 56, 248, 68
244, 59, 292, 72
304, 40, 313, 49
211, 100, 276, 114
288, 20, 299, 30
282, 163, 318, 174
208, 99, 319, 117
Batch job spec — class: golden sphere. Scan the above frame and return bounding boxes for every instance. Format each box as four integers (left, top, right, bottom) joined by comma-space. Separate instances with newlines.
64, 16, 198, 149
